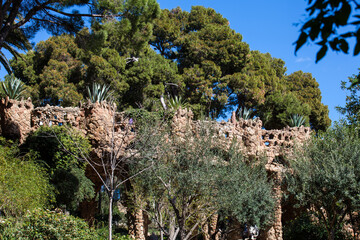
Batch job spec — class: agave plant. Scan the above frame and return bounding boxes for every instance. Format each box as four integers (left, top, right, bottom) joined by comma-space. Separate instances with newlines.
168, 96, 186, 110
289, 114, 306, 127
238, 107, 253, 120
87, 83, 112, 103
1, 75, 27, 100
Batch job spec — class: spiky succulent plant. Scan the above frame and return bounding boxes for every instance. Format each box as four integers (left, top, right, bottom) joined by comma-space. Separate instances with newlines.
1, 75, 27, 100
289, 114, 306, 127
168, 96, 186, 110
238, 107, 253, 120
87, 83, 112, 103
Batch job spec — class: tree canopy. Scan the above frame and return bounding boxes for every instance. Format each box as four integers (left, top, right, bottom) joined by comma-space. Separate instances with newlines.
0, 0, 160, 72
8, 5, 331, 130
131, 122, 275, 240
337, 68, 360, 124
295, 0, 360, 62
284, 122, 360, 240
25, 126, 94, 214
149, 6, 331, 130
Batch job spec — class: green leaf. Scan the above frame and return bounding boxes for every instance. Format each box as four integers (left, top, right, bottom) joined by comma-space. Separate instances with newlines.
354, 41, 360, 55
339, 39, 349, 53
316, 45, 328, 62
295, 32, 308, 53
336, 1, 351, 26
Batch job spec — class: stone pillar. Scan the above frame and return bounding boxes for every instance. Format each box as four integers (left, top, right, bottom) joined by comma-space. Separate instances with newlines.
83, 101, 116, 147
127, 198, 146, 240
129, 209, 146, 240
260, 171, 283, 240
79, 101, 117, 223
0, 97, 33, 143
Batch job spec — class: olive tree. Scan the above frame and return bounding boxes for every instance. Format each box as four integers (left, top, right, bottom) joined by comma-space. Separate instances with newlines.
132, 122, 275, 240
284, 122, 360, 240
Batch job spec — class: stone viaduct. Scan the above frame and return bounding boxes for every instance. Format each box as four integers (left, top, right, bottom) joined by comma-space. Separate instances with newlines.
0, 97, 311, 240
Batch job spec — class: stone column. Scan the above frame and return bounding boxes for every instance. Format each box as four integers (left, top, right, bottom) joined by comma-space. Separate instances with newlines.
0, 97, 33, 143
259, 171, 283, 240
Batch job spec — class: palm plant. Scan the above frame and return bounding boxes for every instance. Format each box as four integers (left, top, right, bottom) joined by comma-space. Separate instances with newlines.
238, 107, 253, 120
1, 75, 27, 100
87, 83, 113, 103
0, 27, 31, 73
289, 114, 306, 127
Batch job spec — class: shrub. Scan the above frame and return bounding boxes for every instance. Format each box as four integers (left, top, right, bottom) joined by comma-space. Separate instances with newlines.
26, 126, 94, 213
0, 209, 98, 239
0, 138, 53, 217
283, 213, 348, 240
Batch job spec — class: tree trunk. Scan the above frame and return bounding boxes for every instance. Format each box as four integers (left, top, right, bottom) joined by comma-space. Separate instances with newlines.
169, 215, 177, 240
109, 191, 114, 240
179, 218, 187, 240
328, 228, 335, 240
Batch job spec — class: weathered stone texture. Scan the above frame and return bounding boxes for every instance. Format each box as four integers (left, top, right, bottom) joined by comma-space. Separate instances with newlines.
0, 101, 312, 240
0, 97, 33, 143
31, 105, 84, 129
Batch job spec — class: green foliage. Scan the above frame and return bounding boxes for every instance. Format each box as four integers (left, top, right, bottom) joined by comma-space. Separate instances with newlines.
237, 106, 253, 120
337, 69, 360, 124
9, 5, 330, 129
168, 95, 186, 110
132, 123, 275, 239
289, 114, 306, 127
0, 27, 31, 74
151, 10, 329, 126
26, 126, 90, 170
151, 6, 250, 118
259, 91, 311, 129
0, 209, 98, 239
96, 225, 131, 240
10, 35, 85, 106
0, 138, 52, 217
284, 122, 360, 240
87, 82, 112, 103
283, 213, 348, 240
284, 71, 331, 131
124, 108, 163, 129
1, 75, 27, 100
26, 126, 94, 213
51, 168, 95, 213
295, 0, 360, 61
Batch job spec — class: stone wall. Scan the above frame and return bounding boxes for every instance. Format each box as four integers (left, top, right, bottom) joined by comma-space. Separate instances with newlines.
0, 100, 311, 240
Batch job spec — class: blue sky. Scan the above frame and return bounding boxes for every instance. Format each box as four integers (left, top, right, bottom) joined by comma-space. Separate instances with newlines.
1, 0, 358, 123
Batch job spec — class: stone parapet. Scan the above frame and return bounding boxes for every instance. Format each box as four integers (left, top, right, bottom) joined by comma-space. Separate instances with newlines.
0, 101, 312, 240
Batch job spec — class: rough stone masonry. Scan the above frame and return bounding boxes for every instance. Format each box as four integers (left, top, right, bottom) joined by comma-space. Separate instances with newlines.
0, 97, 311, 240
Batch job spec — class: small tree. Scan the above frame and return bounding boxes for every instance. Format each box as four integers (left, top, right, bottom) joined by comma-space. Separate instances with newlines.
54, 107, 164, 240
132, 123, 275, 240
284, 122, 360, 240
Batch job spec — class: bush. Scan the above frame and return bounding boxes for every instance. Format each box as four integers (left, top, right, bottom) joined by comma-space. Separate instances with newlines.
26, 126, 91, 170
283, 213, 349, 240
0, 209, 98, 239
26, 126, 94, 213
0, 138, 53, 217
